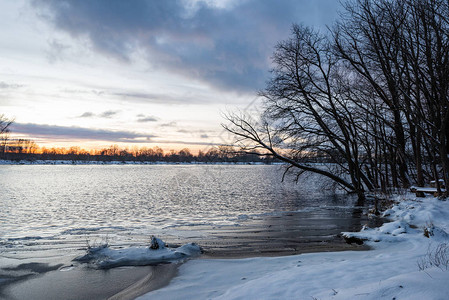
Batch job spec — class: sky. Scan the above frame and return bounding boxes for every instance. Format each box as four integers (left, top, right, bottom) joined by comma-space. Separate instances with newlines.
0, 0, 340, 152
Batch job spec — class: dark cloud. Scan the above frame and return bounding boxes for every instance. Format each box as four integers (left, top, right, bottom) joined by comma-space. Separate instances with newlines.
62, 89, 193, 105
78, 111, 94, 118
137, 115, 158, 122
10, 122, 219, 146
77, 110, 119, 118
112, 91, 189, 104
33, 0, 340, 92
100, 110, 119, 118
11, 122, 155, 143
112, 90, 221, 105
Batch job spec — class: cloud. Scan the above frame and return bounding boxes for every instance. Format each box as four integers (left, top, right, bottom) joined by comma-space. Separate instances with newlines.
78, 111, 94, 118
33, 0, 340, 92
0, 81, 23, 89
137, 115, 158, 122
46, 38, 70, 63
77, 110, 119, 118
176, 129, 212, 137
9, 122, 220, 147
11, 122, 155, 143
112, 91, 185, 104
159, 121, 177, 127
64, 89, 205, 105
149, 139, 220, 147
62, 88, 192, 105
100, 110, 119, 118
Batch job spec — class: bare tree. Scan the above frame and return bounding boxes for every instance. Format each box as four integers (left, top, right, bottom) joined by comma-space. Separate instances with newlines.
224, 0, 449, 198
333, 0, 412, 188
0, 114, 13, 158
401, 0, 449, 193
223, 111, 357, 192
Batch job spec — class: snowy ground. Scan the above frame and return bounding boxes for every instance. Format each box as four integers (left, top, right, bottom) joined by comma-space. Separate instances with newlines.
138, 194, 449, 299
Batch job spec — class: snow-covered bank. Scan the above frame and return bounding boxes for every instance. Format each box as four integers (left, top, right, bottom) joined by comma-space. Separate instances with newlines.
139, 195, 449, 299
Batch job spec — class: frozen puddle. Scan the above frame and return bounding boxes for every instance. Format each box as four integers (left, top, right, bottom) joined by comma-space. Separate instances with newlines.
74, 237, 202, 269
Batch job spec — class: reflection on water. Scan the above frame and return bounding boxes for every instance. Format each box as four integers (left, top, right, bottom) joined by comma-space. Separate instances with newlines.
0, 164, 375, 257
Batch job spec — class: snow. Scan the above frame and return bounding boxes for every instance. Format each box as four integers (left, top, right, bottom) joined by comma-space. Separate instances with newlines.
410, 186, 446, 193
139, 195, 449, 299
74, 237, 202, 269
430, 179, 444, 184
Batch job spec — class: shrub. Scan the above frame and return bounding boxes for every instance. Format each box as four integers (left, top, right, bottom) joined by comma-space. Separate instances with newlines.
418, 243, 449, 271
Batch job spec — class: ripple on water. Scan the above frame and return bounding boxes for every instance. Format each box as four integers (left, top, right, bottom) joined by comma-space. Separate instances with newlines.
0, 165, 372, 256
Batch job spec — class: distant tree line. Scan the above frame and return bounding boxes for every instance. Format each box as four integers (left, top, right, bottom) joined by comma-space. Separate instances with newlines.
0, 139, 278, 164
0, 114, 278, 163
225, 0, 449, 198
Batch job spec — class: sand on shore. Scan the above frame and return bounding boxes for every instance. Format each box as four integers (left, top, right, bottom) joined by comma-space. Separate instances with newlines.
1, 262, 179, 300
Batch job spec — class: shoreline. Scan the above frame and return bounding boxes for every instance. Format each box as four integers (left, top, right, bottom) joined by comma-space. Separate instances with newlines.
0, 240, 371, 300
109, 263, 180, 300
138, 195, 449, 299
117, 239, 372, 299
0, 218, 370, 300
1, 206, 379, 299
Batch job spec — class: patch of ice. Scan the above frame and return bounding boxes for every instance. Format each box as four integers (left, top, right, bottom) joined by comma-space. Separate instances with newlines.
74, 237, 201, 269
237, 214, 249, 220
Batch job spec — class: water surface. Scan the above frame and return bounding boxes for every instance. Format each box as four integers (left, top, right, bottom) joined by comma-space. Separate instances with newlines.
0, 164, 378, 298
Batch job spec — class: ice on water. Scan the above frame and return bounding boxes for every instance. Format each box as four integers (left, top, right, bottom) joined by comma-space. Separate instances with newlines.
74, 237, 202, 268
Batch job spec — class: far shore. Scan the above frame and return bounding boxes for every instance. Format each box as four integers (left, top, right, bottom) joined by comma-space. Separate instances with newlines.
0, 159, 285, 166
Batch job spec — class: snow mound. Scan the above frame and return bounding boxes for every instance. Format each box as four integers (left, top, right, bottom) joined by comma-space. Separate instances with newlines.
342, 219, 410, 244
74, 237, 202, 268
343, 197, 449, 244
